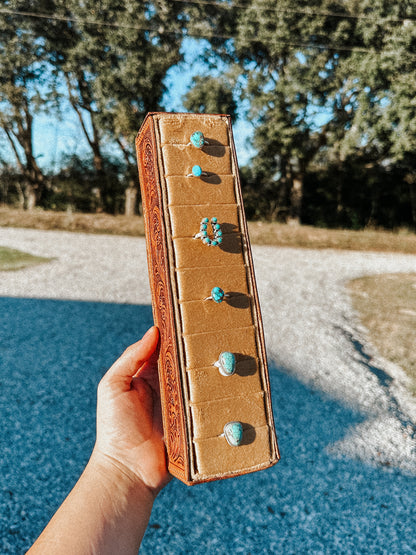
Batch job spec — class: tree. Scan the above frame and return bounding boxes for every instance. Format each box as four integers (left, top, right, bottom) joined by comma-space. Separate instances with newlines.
0, 4, 53, 209
34, 0, 185, 214
187, 0, 357, 222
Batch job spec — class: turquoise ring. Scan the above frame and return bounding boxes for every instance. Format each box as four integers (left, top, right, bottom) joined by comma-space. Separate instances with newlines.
194, 217, 223, 246
214, 351, 236, 376
189, 131, 208, 149
205, 286, 229, 303
223, 421, 243, 446
187, 165, 208, 177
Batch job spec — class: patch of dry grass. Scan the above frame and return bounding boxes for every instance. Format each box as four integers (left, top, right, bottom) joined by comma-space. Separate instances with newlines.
348, 274, 416, 393
1, 207, 416, 253
247, 221, 416, 254
0, 208, 145, 237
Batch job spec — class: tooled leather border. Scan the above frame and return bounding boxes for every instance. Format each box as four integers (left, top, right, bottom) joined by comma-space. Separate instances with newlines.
136, 115, 189, 482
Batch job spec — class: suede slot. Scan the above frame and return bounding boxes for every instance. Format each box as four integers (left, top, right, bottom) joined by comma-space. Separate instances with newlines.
183, 325, 258, 369
190, 391, 267, 439
185, 362, 262, 404
193, 425, 272, 476
173, 236, 245, 269
158, 116, 230, 146
162, 145, 232, 177
176, 265, 250, 302
169, 205, 240, 239
179, 296, 253, 335
165, 175, 236, 206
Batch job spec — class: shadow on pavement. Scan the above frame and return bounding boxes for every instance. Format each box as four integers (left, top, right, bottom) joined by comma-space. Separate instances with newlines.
1, 297, 415, 554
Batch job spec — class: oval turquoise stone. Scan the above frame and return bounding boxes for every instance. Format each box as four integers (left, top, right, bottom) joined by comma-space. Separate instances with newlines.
224, 421, 243, 446
218, 351, 236, 376
192, 165, 202, 177
211, 286, 225, 303
190, 131, 205, 148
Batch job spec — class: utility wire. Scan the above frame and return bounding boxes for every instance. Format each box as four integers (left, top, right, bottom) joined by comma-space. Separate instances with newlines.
1, 8, 416, 59
171, 0, 416, 24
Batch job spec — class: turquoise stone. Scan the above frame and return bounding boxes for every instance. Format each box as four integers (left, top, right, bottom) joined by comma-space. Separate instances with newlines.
224, 421, 243, 446
192, 165, 202, 177
211, 217, 217, 223
218, 351, 236, 376
211, 286, 225, 303
190, 131, 205, 148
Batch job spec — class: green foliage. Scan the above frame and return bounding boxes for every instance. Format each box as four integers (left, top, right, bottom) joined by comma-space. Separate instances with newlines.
1, 0, 416, 227
184, 76, 238, 122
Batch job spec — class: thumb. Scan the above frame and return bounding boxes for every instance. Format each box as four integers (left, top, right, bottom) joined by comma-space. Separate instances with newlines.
104, 327, 160, 390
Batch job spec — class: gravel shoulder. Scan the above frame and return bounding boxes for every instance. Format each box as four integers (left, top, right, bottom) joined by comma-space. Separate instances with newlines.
1, 227, 416, 554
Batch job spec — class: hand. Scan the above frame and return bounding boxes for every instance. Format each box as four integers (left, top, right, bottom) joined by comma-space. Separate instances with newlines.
92, 326, 171, 496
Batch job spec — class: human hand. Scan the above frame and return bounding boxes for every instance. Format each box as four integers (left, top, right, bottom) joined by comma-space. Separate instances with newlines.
92, 326, 171, 497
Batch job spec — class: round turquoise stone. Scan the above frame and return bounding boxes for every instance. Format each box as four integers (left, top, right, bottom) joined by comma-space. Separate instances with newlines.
224, 421, 243, 446
211, 286, 225, 303
218, 351, 236, 376
192, 165, 202, 177
190, 131, 205, 148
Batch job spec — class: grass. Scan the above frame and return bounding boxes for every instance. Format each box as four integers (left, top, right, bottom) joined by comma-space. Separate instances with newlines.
348, 274, 416, 394
0, 246, 53, 271
1, 207, 416, 254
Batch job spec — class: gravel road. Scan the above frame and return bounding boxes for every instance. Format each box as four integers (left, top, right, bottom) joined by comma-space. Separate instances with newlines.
1, 227, 416, 554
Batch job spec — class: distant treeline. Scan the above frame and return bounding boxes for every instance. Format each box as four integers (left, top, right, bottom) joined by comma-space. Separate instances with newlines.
1, 0, 416, 229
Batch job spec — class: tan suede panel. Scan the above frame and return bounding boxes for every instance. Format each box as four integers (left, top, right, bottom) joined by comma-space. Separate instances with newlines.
179, 296, 253, 335
173, 236, 244, 269
169, 205, 239, 239
186, 359, 261, 404
149, 113, 276, 480
166, 175, 236, 206
162, 144, 232, 177
176, 265, 249, 302
190, 392, 267, 439
158, 115, 229, 146
194, 426, 272, 475
183, 326, 257, 369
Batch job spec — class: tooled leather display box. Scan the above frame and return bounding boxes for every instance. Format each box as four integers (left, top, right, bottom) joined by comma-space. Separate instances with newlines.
136, 112, 279, 485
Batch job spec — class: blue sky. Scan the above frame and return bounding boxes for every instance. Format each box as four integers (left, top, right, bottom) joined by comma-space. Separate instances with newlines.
8, 38, 255, 171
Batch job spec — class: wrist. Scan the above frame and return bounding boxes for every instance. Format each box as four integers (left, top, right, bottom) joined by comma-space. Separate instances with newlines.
88, 449, 157, 505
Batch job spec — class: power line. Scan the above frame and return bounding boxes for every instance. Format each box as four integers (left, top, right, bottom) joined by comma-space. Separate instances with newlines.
171, 0, 416, 25
0, 8, 415, 60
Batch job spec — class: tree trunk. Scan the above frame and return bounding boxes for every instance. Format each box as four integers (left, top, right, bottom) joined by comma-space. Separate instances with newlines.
288, 176, 303, 225
26, 186, 37, 210
125, 181, 138, 216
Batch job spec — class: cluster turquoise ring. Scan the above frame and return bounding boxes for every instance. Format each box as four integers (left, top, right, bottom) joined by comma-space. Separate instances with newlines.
188, 131, 209, 149
194, 217, 223, 246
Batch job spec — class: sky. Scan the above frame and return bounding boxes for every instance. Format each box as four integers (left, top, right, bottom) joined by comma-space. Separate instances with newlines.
7, 38, 255, 172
